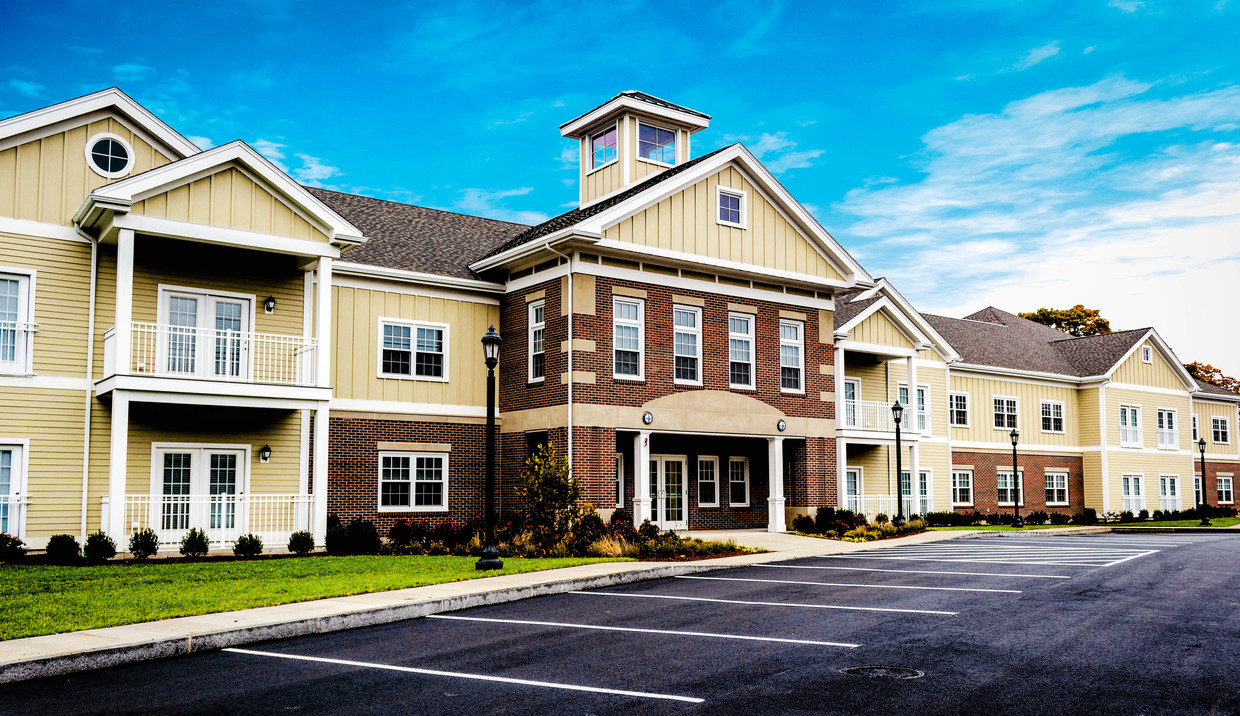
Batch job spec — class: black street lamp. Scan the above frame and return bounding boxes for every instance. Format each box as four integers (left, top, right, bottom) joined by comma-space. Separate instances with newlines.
1198, 437, 1212, 527
476, 325, 504, 571
1010, 429, 1023, 529
892, 400, 906, 527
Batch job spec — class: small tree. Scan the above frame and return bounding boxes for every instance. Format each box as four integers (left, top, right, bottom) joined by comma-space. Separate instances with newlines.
513, 442, 579, 554
1018, 305, 1112, 336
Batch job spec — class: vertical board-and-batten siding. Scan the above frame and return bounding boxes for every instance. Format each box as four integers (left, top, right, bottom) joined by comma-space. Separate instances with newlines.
130, 166, 330, 242
1194, 399, 1239, 457
331, 284, 498, 408
1112, 340, 1185, 390
851, 310, 915, 349
0, 117, 172, 226
602, 166, 843, 280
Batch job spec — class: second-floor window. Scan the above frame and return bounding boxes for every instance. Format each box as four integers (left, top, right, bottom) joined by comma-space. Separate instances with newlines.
1214, 417, 1231, 444
993, 396, 1018, 430
638, 123, 676, 165
0, 271, 33, 375
949, 393, 969, 427
780, 320, 804, 392
528, 300, 545, 382
673, 305, 702, 384
1041, 400, 1065, 433
899, 384, 929, 433
591, 126, 617, 169
1157, 409, 1177, 450
1119, 405, 1141, 446
613, 297, 644, 380
728, 313, 754, 389
1192, 414, 1199, 441
380, 320, 446, 380
159, 288, 251, 379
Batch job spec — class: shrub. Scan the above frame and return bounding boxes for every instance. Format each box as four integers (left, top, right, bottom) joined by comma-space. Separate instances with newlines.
514, 442, 580, 554
348, 519, 382, 554
1138, 509, 1149, 521
327, 514, 341, 530
638, 519, 661, 541
1026, 511, 1049, 525
129, 528, 159, 559
991, 511, 1014, 526
233, 533, 264, 558
586, 535, 626, 558
0, 533, 26, 562
791, 514, 816, 533
179, 528, 209, 558
84, 531, 116, 564
815, 507, 866, 534
1080, 508, 1098, 525
1049, 512, 1071, 525
573, 511, 607, 551
609, 507, 631, 527
46, 534, 81, 564
1119, 510, 1134, 523
874, 513, 889, 525
325, 524, 349, 555
287, 530, 315, 555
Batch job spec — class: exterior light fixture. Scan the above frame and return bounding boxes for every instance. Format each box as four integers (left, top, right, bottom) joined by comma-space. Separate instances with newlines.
1009, 429, 1022, 529
259, 445, 272, 463
892, 400, 905, 527
1198, 437, 1211, 526
263, 296, 277, 314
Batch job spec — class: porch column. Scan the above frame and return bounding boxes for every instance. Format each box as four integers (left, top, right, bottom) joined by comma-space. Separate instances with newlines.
633, 431, 652, 527
767, 436, 786, 533
834, 344, 846, 509
105, 391, 129, 541
837, 438, 848, 509
115, 228, 134, 375
312, 401, 329, 544
315, 258, 333, 387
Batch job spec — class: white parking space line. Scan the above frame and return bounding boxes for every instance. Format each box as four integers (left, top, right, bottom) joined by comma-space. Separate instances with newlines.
571, 590, 958, 615
426, 614, 860, 648
981, 538, 1195, 547
675, 575, 1021, 594
223, 648, 705, 704
761, 563, 1072, 579
826, 554, 1150, 567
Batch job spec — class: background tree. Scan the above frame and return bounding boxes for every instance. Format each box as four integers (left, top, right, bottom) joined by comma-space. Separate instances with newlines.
1184, 362, 1240, 394
1019, 305, 1113, 336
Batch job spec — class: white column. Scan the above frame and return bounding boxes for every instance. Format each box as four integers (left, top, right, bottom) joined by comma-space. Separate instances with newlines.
633, 431, 652, 527
115, 228, 134, 375
315, 257, 333, 387
906, 354, 918, 426
909, 442, 920, 516
106, 391, 129, 541
835, 345, 846, 508
905, 354, 919, 516
312, 401, 329, 544
767, 436, 786, 533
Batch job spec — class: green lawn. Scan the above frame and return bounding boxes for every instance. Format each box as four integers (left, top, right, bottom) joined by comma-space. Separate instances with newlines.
0, 555, 622, 641
1114, 517, 1240, 528
927, 524, 1084, 531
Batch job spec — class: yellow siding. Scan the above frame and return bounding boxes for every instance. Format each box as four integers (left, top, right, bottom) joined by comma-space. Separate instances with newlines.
1112, 340, 1184, 390
850, 310, 915, 349
1083, 451, 1104, 511
948, 375, 1080, 447
1104, 451, 1195, 513
0, 117, 172, 225
583, 162, 623, 204
886, 360, 949, 439
843, 357, 891, 405
917, 441, 952, 511
130, 166, 330, 242
1193, 399, 1240, 457
602, 166, 843, 280
1105, 386, 1192, 451
1079, 388, 1101, 446
0, 231, 93, 377
332, 284, 499, 407
0, 387, 87, 542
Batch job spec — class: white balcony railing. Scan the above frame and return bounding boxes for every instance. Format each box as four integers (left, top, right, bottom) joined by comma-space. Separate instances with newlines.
1157, 429, 1178, 450
840, 400, 930, 434
0, 321, 34, 373
1120, 426, 1142, 447
104, 322, 317, 386
1159, 497, 1180, 512
1122, 496, 1145, 514
0, 494, 27, 537
109, 494, 315, 548
844, 494, 933, 521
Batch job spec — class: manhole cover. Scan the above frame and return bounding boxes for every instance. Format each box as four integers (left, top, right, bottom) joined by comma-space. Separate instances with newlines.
839, 665, 925, 680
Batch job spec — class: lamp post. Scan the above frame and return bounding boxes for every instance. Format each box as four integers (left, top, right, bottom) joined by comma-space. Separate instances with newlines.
892, 400, 905, 527
1010, 429, 1023, 529
1198, 437, 1212, 527
476, 325, 504, 571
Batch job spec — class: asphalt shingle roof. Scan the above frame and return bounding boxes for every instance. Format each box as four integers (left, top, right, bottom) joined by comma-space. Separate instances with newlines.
1195, 378, 1240, 399
832, 293, 879, 329
561, 91, 711, 129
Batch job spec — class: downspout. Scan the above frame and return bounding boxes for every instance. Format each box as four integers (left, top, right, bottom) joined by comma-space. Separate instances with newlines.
544, 243, 573, 477
78, 228, 98, 544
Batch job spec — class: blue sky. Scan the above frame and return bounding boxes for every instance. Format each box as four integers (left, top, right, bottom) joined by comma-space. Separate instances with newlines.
4, 0, 1239, 374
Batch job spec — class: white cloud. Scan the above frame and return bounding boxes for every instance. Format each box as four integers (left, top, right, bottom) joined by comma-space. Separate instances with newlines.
250, 139, 288, 172
111, 63, 155, 82
836, 76, 1240, 375
8, 79, 44, 97
1108, 0, 1144, 12
725, 131, 825, 174
1012, 41, 1061, 71
454, 187, 548, 224
557, 146, 578, 170
292, 153, 342, 186
186, 135, 214, 151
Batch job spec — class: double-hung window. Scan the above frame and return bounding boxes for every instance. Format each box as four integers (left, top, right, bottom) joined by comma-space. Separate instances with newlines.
951, 470, 973, 506
673, 305, 702, 384
1192, 414, 1200, 441
779, 320, 804, 392
717, 187, 745, 228
1045, 472, 1068, 506
993, 396, 1018, 430
949, 393, 969, 428
637, 123, 676, 165
697, 456, 719, 507
1119, 405, 1141, 447
378, 451, 448, 511
380, 319, 447, 380
728, 313, 755, 389
1041, 401, 1065, 433
900, 384, 929, 433
0, 271, 33, 375
1214, 417, 1231, 444
997, 470, 1023, 506
613, 297, 644, 380
528, 300, 546, 382
1219, 476, 1234, 505
728, 457, 749, 506
591, 125, 617, 169
1157, 409, 1177, 450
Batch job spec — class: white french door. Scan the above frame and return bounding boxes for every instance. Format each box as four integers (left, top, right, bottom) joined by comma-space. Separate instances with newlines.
153, 446, 247, 543
844, 467, 861, 511
1159, 476, 1180, 511
0, 445, 24, 538
842, 380, 859, 427
160, 290, 252, 380
648, 455, 688, 530
1122, 474, 1144, 513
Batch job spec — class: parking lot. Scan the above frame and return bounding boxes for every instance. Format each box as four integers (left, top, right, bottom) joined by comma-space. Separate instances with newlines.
5, 533, 1240, 715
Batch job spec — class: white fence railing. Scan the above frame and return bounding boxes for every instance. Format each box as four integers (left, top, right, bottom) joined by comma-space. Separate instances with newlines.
0, 494, 26, 537
1159, 497, 1181, 512
104, 322, 317, 386
1157, 429, 1178, 450
1122, 496, 1145, 514
844, 495, 933, 521
0, 321, 34, 372
1120, 426, 1141, 447
110, 494, 315, 548
841, 400, 930, 434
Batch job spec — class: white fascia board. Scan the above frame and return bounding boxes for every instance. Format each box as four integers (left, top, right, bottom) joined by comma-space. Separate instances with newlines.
872, 278, 960, 362
106, 213, 341, 259
591, 239, 851, 291
97, 377, 332, 405
1192, 392, 1240, 405
559, 96, 709, 137
951, 363, 1085, 387
334, 261, 506, 294
835, 339, 917, 358
467, 228, 603, 273
0, 87, 201, 158
835, 297, 929, 347
0, 216, 92, 244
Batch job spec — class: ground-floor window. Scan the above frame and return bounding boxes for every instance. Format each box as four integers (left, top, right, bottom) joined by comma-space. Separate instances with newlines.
1045, 472, 1068, 506
728, 457, 749, 507
1121, 474, 1144, 513
1219, 476, 1234, 505
697, 456, 719, 507
951, 470, 973, 506
378, 451, 448, 511
997, 470, 1023, 506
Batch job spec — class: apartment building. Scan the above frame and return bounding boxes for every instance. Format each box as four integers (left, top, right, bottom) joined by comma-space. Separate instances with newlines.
1, 88, 1235, 550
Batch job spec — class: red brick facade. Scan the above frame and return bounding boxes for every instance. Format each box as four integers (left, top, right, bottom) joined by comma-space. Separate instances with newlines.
950, 450, 1085, 517
1195, 460, 1238, 509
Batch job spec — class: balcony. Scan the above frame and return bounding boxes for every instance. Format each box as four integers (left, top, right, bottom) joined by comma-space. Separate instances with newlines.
840, 400, 930, 436
0, 321, 34, 374
106, 493, 315, 549
1157, 429, 1178, 450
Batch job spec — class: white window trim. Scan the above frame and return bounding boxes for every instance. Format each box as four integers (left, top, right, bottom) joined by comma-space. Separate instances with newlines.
728, 456, 750, 507
728, 311, 755, 390
715, 185, 748, 230
148, 442, 251, 497
1192, 414, 1199, 441
1219, 476, 1234, 505
845, 465, 864, 499
1121, 473, 1146, 512
85, 131, 136, 179
1213, 416, 1231, 445
1141, 346, 1153, 363
586, 121, 620, 175
948, 392, 970, 428
615, 453, 624, 509
528, 300, 546, 384
376, 316, 450, 383
0, 439, 30, 540
377, 450, 449, 513
636, 121, 678, 167
1119, 404, 1142, 448
697, 455, 720, 508
673, 304, 703, 386
1044, 471, 1069, 506
996, 469, 1025, 507
992, 395, 1019, 431
0, 267, 36, 376
612, 297, 645, 381
898, 383, 931, 435
779, 319, 805, 395
1040, 400, 1066, 434
1156, 407, 1179, 451
951, 469, 973, 508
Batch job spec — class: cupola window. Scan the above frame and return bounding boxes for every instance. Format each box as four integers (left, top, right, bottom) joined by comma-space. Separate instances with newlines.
591, 126, 618, 169
638, 123, 676, 165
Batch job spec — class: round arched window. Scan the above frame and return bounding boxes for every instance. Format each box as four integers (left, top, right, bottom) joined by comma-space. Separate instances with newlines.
85, 133, 134, 178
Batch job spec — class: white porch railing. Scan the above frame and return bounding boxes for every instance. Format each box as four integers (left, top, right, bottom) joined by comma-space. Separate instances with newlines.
1157, 429, 1178, 450
111, 494, 314, 548
840, 400, 930, 434
0, 494, 26, 537
104, 322, 317, 386
1122, 496, 1145, 514
1159, 497, 1181, 512
1120, 426, 1141, 447
0, 321, 34, 372
844, 494, 933, 521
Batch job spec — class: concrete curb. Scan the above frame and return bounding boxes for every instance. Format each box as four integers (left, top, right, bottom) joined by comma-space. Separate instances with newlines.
953, 526, 1111, 539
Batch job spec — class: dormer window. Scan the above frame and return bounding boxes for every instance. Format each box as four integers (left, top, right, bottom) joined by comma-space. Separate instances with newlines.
591, 126, 618, 170
638, 123, 676, 165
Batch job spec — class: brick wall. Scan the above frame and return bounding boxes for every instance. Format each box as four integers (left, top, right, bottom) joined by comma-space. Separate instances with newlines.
1196, 461, 1238, 508
951, 450, 1085, 517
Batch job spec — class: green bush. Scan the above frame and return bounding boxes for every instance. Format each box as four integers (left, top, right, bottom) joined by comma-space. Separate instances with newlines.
1026, 510, 1049, 525
325, 524, 349, 555
874, 513, 889, 525
1137, 509, 1149, 521
287, 530, 315, 555
1119, 510, 1134, 523
1078, 508, 1098, 525
84, 531, 116, 564
233, 533, 264, 558
129, 528, 159, 559
326, 519, 381, 555
1049, 512, 1071, 525
46, 534, 81, 564
638, 519, 660, 541
179, 528, 209, 558
513, 442, 579, 554
0, 533, 26, 562
791, 514, 816, 533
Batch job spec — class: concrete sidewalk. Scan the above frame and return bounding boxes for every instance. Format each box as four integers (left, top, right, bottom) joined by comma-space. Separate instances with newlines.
0, 529, 970, 684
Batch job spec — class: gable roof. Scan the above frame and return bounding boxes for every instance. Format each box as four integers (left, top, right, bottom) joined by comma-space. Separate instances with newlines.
308, 187, 528, 280
833, 279, 959, 362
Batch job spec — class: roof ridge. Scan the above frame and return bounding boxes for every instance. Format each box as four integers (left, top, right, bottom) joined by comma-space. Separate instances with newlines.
305, 186, 530, 228
1047, 327, 1152, 344
924, 312, 1007, 327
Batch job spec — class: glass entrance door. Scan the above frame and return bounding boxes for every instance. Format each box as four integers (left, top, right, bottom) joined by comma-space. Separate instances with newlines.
845, 467, 860, 512
648, 456, 688, 530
